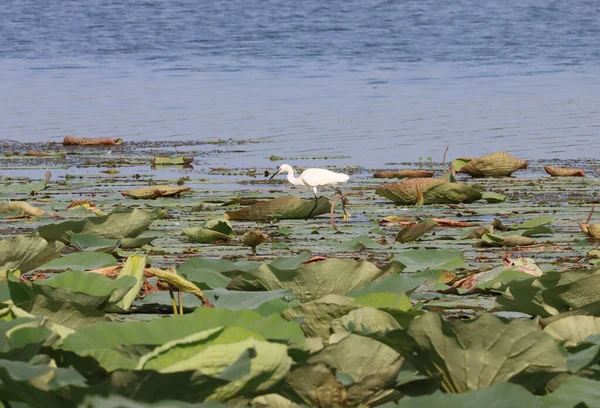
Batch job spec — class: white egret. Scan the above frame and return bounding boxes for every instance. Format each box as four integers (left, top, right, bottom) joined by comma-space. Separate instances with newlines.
269, 164, 350, 219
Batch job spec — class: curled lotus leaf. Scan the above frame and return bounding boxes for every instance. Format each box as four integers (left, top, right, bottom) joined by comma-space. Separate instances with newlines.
150, 156, 194, 165
396, 219, 437, 243
580, 223, 600, 240
544, 165, 584, 177
480, 233, 536, 247
121, 185, 192, 199
0, 202, 45, 217
63, 136, 123, 145
224, 195, 330, 221
457, 151, 528, 177
38, 209, 156, 244
373, 170, 434, 179
375, 178, 481, 205
0, 236, 66, 278
182, 227, 232, 244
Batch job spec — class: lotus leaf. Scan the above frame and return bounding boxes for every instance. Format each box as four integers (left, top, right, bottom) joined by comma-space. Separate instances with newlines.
0, 236, 66, 278
224, 195, 330, 220
376, 312, 566, 393
114, 255, 146, 311
457, 151, 528, 177
307, 334, 402, 405
80, 395, 228, 408
0, 358, 87, 408
38, 209, 157, 244
227, 258, 387, 302
285, 363, 347, 407
8, 270, 137, 329
63, 308, 304, 370
330, 307, 402, 334
544, 165, 585, 177
580, 223, 600, 240
481, 233, 536, 247
393, 249, 466, 272
373, 170, 434, 179
395, 219, 437, 243
121, 185, 192, 199
150, 156, 194, 165
205, 219, 234, 235
182, 227, 232, 243
156, 337, 292, 402
389, 382, 541, 407
375, 178, 482, 205
482, 191, 507, 203
346, 274, 427, 297
0, 201, 44, 217
282, 295, 358, 340
544, 316, 600, 346
63, 136, 123, 145
542, 376, 600, 407
34, 252, 118, 272
177, 258, 234, 289
70, 234, 120, 252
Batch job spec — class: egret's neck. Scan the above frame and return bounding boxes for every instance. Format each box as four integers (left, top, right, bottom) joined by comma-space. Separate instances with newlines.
287, 172, 305, 186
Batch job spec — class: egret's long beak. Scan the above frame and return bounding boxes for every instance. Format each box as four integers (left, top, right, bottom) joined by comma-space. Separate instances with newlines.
269, 169, 281, 180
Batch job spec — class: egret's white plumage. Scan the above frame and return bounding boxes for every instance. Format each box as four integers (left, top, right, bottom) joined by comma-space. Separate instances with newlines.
269, 164, 350, 219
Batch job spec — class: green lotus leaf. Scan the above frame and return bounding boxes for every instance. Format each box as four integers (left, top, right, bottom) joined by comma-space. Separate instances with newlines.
0, 358, 87, 408
393, 249, 466, 272
70, 234, 120, 252
544, 316, 600, 347
376, 178, 481, 205
121, 185, 192, 199
34, 252, 118, 272
307, 333, 402, 405
375, 312, 566, 393
80, 395, 227, 408
224, 195, 330, 221
205, 219, 234, 235
0, 236, 66, 278
38, 209, 157, 244
114, 255, 146, 311
282, 295, 358, 341
227, 258, 387, 302
8, 270, 137, 329
389, 382, 540, 407
182, 227, 232, 244
395, 219, 437, 243
62, 308, 304, 371
330, 307, 402, 335
158, 337, 292, 402
177, 258, 234, 289
346, 274, 427, 297
542, 376, 600, 408
150, 156, 194, 166
482, 191, 507, 203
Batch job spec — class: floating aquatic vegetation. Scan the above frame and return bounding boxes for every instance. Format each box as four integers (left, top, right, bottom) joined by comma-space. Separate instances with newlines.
375, 178, 482, 205
0, 201, 44, 217
150, 156, 194, 165
224, 195, 330, 220
182, 219, 235, 244
395, 219, 437, 243
62, 136, 124, 146
455, 151, 528, 177
545, 165, 585, 177
373, 169, 434, 179
121, 185, 192, 199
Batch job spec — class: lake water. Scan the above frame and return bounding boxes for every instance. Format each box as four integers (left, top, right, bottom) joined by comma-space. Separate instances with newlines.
1, 0, 600, 168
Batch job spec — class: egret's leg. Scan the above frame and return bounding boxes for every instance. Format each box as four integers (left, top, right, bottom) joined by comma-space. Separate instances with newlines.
306, 187, 319, 220
333, 187, 350, 221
